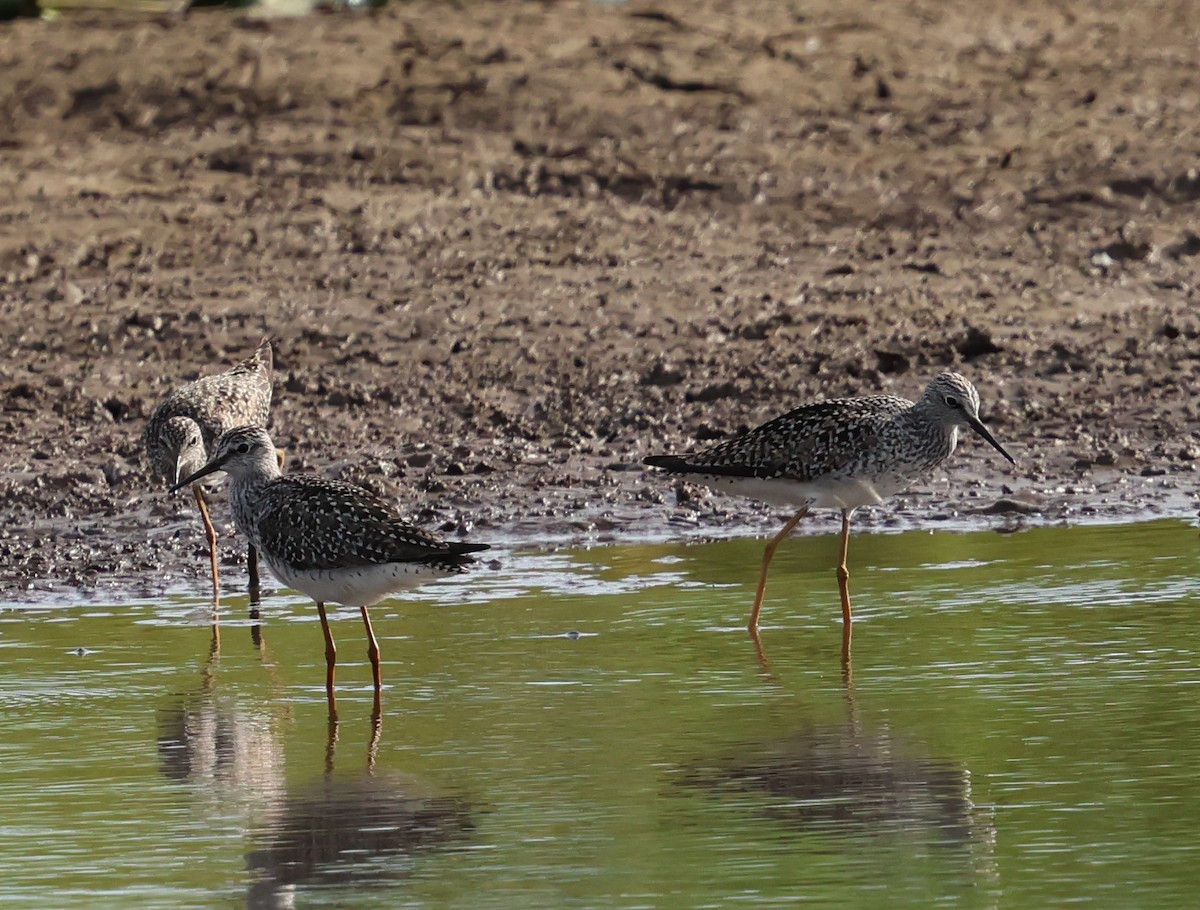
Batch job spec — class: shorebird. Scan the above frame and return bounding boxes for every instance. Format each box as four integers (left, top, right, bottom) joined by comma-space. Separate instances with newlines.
644, 372, 1015, 632
172, 425, 489, 714
143, 338, 274, 603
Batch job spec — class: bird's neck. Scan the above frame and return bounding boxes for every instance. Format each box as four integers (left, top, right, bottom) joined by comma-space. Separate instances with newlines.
228, 458, 281, 503
904, 406, 958, 463
240, 457, 282, 486
945, 425, 960, 456
228, 462, 278, 545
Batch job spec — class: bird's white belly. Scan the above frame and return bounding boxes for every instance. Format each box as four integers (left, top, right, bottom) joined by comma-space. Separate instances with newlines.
266, 560, 454, 607
693, 473, 913, 511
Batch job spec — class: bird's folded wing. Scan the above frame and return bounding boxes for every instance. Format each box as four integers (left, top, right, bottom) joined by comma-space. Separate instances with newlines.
257, 476, 459, 571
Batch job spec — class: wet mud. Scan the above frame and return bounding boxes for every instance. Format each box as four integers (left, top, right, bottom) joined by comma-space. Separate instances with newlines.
1, 0, 1198, 599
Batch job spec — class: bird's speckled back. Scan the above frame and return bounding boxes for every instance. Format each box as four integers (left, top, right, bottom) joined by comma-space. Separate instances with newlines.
143, 339, 273, 485
649, 371, 990, 487
680, 394, 916, 482
205, 426, 488, 575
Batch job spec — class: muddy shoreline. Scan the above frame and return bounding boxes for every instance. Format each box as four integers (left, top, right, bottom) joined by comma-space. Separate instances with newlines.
2, 0, 1198, 602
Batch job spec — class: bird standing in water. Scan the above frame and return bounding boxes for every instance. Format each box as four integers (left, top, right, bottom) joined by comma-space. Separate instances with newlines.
143, 338, 274, 603
644, 372, 1016, 634
174, 425, 489, 717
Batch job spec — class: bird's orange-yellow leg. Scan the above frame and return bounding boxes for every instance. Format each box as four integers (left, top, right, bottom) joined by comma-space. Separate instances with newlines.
193, 486, 221, 607
748, 507, 809, 632
360, 606, 383, 693
749, 625, 774, 678
836, 509, 853, 626
275, 448, 286, 470
317, 602, 338, 720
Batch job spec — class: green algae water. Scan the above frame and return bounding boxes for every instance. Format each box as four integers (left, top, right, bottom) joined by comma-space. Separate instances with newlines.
2, 520, 1200, 908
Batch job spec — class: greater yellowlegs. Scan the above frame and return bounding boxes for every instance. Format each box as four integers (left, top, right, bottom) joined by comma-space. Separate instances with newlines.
143, 338, 274, 602
172, 425, 489, 713
644, 372, 1015, 632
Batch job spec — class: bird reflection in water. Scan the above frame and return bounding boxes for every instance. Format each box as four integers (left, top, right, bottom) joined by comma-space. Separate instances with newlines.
157, 606, 286, 791
156, 611, 473, 908
688, 643, 997, 877
245, 713, 473, 909
685, 727, 993, 849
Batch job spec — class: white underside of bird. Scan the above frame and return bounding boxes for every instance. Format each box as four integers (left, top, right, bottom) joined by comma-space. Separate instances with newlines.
266, 560, 461, 608
691, 472, 918, 511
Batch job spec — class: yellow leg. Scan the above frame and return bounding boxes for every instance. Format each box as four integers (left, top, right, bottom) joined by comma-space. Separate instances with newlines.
748, 507, 809, 632
193, 486, 220, 607
836, 509, 853, 626
361, 606, 383, 693
317, 602, 338, 721
749, 625, 775, 679
276, 448, 286, 470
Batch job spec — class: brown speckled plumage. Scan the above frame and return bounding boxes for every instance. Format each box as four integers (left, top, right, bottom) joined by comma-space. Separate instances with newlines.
644, 372, 1015, 633
241, 471, 488, 576
143, 338, 274, 603
172, 424, 489, 705
142, 338, 273, 486
645, 373, 1010, 499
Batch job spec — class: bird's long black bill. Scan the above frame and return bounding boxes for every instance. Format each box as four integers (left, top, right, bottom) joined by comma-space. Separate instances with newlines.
967, 415, 1016, 465
169, 458, 227, 493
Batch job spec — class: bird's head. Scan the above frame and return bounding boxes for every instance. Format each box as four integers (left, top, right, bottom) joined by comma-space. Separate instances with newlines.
161, 416, 207, 487
921, 372, 1016, 465
170, 425, 277, 491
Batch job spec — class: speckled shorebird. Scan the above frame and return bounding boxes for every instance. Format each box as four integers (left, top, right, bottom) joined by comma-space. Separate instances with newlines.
172, 425, 489, 712
143, 338, 275, 603
644, 372, 1016, 632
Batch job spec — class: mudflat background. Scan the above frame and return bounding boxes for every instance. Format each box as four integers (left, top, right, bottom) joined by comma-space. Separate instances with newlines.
1, 0, 1197, 600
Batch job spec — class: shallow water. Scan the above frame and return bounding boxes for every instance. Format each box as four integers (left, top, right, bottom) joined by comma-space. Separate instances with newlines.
2, 520, 1200, 909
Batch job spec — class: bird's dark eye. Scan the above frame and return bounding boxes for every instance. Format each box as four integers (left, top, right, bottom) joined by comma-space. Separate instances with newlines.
944, 395, 960, 408
236, 443, 251, 454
